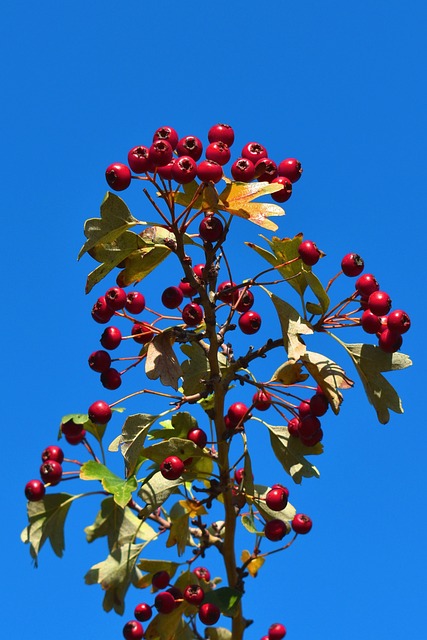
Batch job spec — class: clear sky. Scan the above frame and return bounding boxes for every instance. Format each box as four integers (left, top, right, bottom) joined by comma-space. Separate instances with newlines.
2, 1, 426, 639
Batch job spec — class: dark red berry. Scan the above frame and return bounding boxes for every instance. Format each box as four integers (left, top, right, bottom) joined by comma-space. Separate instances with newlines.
368, 291, 392, 316
176, 136, 203, 161
277, 158, 303, 183
161, 286, 183, 309
187, 428, 207, 448
292, 513, 312, 534
100, 368, 122, 390
300, 428, 323, 447
123, 620, 144, 640
355, 273, 379, 297
264, 519, 287, 541
153, 126, 179, 150
255, 158, 278, 182
199, 602, 220, 626
134, 602, 152, 623
88, 400, 112, 425
100, 326, 122, 350
154, 591, 176, 614
182, 302, 203, 327
105, 287, 127, 311
208, 123, 234, 147
288, 417, 301, 437
167, 586, 183, 603
309, 393, 328, 417
179, 278, 197, 298
197, 159, 223, 183
217, 281, 238, 304
152, 570, 171, 589
234, 468, 245, 484
271, 176, 293, 203
235, 289, 255, 312
125, 291, 146, 314
231, 158, 255, 182
206, 141, 231, 166
160, 456, 185, 480
361, 309, 382, 334
266, 487, 288, 511
61, 420, 83, 437
128, 146, 152, 174
227, 402, 250, 427
183, 584, 205, 606
238, 310, 262, 334
242, 141, 268, 163
91, 296, 114, 324
171, 155, 197, 184
132, 322, 155, 345
193, 566, 210, 582
149, 140, 173, 167
25, 479, 45, 501
378, 329, 403, 353
40, 460, 62, 486
65, 430, 86, 445
268, 622, 287, 639
387, 310, 411, 334
105, 163, 131, 191
41, 445, 64, 464
199, 215, 224, 242
299, 415, 321, 438
298, 240, 321, 266
298, 399, 312, 418
341, 253, 364, 277
88, 350, 111, 373
252, 389, 272, 411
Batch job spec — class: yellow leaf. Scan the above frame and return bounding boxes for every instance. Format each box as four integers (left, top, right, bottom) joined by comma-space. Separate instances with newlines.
241, 550, 265, 577
270, 360, 309, 385
178, 499, 207, 518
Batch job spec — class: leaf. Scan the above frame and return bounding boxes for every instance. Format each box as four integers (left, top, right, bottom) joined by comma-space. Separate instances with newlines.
21, 493, 79, 563
115, 242, 171, 288
138, 471, 182, 519
249, 484, 296, 527
241, 549, 265, 578
174, 181, 220, 211
180, 343, 229, 396
265, 290, 313, 360
301, 350, 354, 414
108, 413, 158, 475
85, 543, 143, 614
302, 266, 330, 315
217, 181, 285, 230
84, 497, 156, 551
166, 501, 191, 556
241, 514, 263, 536
144, 606, 186, 640
141, 437, 205, 466
80, 461, 137, 508
78, 191, 140, 260
178, 499, 207, 518
202, 586, 242, 617
345, 343, 412, 372
149, 412, 198, 442
136, 559, 180, 589
270, 360, 309, 385
146, 329, 183, 390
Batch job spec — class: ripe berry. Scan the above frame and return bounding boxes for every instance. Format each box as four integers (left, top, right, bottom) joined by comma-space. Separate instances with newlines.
208, 123, 235, 147
25, 479, 45, 501
234, 468, 245, 484
128, 146, 152, 174
242, 142, 268, 163
122, 620, 144, 640
134, 602, 152, 623
199, 215, 224, 242
299, 415, 321, 438
368, 291, 392, 316
100, 368, 122, 390
309, 393, 328, 417
100, 326, 122, 350
235, 289, 255, 312
298, 240, 321, 266
41, 445, 64, 464
217, 281, 238, 304
231, 158, 255, 182
65, 430, 86, 445
378, 329, 403, 353
292, 513, 313, 534
300, 428, 323, 447
264, 519, 287, 541
148, 140, 173, 167
152, 570, 170, 589
193, 263, 206, 279
298, 399, 312, 418
387, 310, 411, 334
183, 584, 205, 606
193, 566, 211, 582
176, 136, 203, 161
125, 291, 146, 314
341, 253, 364, 277
61, 420, 83, 437
227, 402, 249, 427
278, 157, 303, 183
266, 487, 288, 511
252, 389, 272, 411
40, 460, 62, 486
92, 296, 114, 324
268, 622, 287, 639
171, 155, 197, 184
166, 586, 183, 603
199, 602, 220, 626
179, 278, 197, 298
255, 158, 278, 182
355, 273, 379, 297
206, 141, 231, 166
88, 400, 112, 425
270, 176, 293, 203
131, 322, 155, 344
361, 309, 382, 334
160, 456, 185, 480
182, 302, 204, 327
89, 349, 111, 373
161, 286, 183, 309
105, 163, 131, 191
105, 286, 127, 311
187, 428, 207, 448
288, 417, 301, 437
157, 159, 175, 180
154, 591, 176, 614
197, 159, 223, 183
153, 126, 179, 150
238, 310, 262, 334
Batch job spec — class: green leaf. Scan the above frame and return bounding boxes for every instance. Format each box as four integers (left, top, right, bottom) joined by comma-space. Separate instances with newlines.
149, 412, 198, 441
138, 471, 182, 518
136, 559, 180, 588
80, 461, 137, 508
249, 484, 296, 529
205, 627, 233, 640
141, 437, 205, 466
345, 343, 412, 372
180, 343, 229, 396
241, 513, 263, 535
301, 350, 354, 414
146, 329, 183, 390
85, 542, 143, 614
202, 586, 242, 618
265, 290, 313, 360
302, 265, 330, 315
108, 413, 158, 474
166, 501, 192, 556
114, 242, 171, 288
21, 493, 80, 563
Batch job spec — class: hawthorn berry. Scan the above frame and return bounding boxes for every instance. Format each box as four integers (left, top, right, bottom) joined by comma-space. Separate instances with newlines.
122, 620, 144, 640
160, 456, 185, 480
40, 460, 62, 486
105, 286, 127, 311
157, 159, 175, 180
41, 445, 64, 464
208, 123, 235, 147
264, 519, 287, 541
171, 155, 197, 184
227, 402, 250, 427
231, 158, 255, 182
154, 591, 176, 614
278, 157, 303, 183
309, 393, 329, 417
235, 289, 255, 312
88, 400, 112, 425
127, 146, 153, 174
183, 584, 205, 606
361, 309, 382, 334
193, 566, 210, 582
199, 215, 224, 242
182, 302, 203, 327
300, 427, 324, 447
65, 430, 86, 445
197, 159, 223, 183
253, 389, 272, 411
378, 329, 402, 353
25, 479, 45, 501
234, 468, 245, 484
341, 253, 364, 277
292, 513, 313, 534
125, 291, 146, 314
152, 570, 170, 590
242, 141, 268, 163
206, 141, 231, 166
100, 326, 122, 350
268, 622, 287, 639
299, 415, 321, 438
387, 309, 411, 334
176, 136, 203, 161
105, 163, 131, 191
148, 140, 173, 167
199, 602, 220, 626
239, 310, 262, 334
193, 263, 206, 279
255, 158, 278, 182
131, 322, 155, 344
161, 286, 183, 309
288, 417, 301, 437
134, 602, 152, 623
61, 419, 83, 437
298, 399, 312, 418
153, 126, 179, 150
368, 291, 392, 316
271, 176, 292, 203
266, 487, 288, 511
91, 296, 114, 324
88, 349, 111, 373
355, 273, 379, 297
217, 281, 238, 304
187, 428, 207, 448
178, 278, 197, 298
298, 240, 321, 266
100, 368, 122, 390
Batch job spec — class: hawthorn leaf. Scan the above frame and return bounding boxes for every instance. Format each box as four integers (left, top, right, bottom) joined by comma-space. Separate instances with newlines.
241, 514, 263, 536
108, 413, 158, 475
345, 343, 412, 372
138, 471, 182, 518
302, 266, 330, 315
115, 242, 171, 288
166, 501, 192, 556
141, 437, 204, 465
217, 180, 285, 230
301, 350, 354, 414
149, 412, 198, 442
241, 550, 265, 578
146, 329, 183, 390
136, 559, 180, 589
144, 606, 187, 640
180, 343, 229, 396
270, 360, 309, 385
202, 586, 242, 617
265, 290, 313, 360
85, 542, 143, 614
174, 181, 220, 211
80, 461, 137, 508
21, 493, 80, 563
242, 450, 255, 497
179, 499, 207, 518
249, 484, 296, 527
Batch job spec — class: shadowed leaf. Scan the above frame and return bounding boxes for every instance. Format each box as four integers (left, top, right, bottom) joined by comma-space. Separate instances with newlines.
136, 559, 180, 589
247, 234, 306, 296
138, 472, 182, 519
265, 290, 313, 360
108, 413, 158, 475
202, 586, 242, 617
270, 360, 309, 385
301, 350, 354, 414
146, 329, 183, 390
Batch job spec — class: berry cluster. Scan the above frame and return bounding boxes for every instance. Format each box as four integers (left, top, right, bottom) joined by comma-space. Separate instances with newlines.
105, 123, 303, 205
24, 445, 66, 501
287, 387, 328, 447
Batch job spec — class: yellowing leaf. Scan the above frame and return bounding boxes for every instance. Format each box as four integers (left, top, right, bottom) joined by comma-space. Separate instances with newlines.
217, 181, 285, 230
178, 499, 207, 518
270, 360, 309, 385
301, 350, 354, 414
146, 329, 183, 390
241, 550, 265, 577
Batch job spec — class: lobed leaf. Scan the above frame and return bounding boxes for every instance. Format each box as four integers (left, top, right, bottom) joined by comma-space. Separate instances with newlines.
301, 350, 354, 414
247, 234, 307, 296
80, 461, 137, 508
146, 329, 183, 390
166, 501, 192, 556
240, 549, 265, 578
136, 558, 180, 589
265, 290, 313, 360
202, 586, 242, 618
270, 360, 309, 385
138, 471, 182, 519
108, 413, 158, 475
217, 180, 285, 230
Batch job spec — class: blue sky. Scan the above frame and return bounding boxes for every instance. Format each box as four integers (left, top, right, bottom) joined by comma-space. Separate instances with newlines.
3, 1, 426, 638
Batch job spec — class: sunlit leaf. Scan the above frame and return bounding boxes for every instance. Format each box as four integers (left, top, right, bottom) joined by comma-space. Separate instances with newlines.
247, 234, 306, 296
138, 472, 182, 519
202, 586, 242, 617
265, 290, 313, 360
166, 501, 192, 556
302, 266, 330, 315
144, 605, 186, 640
301, 350, 354, 414
146, 329, 183, 390
178, 499, 207, 518
217, 180, 285, 230
270, 360, 309, 385
241, 549, 265, 577
108, 413, 158, 475
80, 461, 137, 508
136, 559, 180, 589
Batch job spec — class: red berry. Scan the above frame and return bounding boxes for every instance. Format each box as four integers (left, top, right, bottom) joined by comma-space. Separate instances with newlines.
355, 273, 379, 297
378, 329, 403, 353
252, 389, 272, 411
199, 602, 220, 626
266, 488, 288, 511
193, 566, 211, 581
264, 519, 287, 541
271, 176, 293, 203
92, 296, 114, 324
160, 456, 185, 480
193, 263, 206, 279
88, 400, 112, 425
157, 159, 175, 180
153, 126, 179, 150
361, 309, 382, 334
199, 215, 224, 242
134, 602, 152, 623
288, 417, 301, 437
309, 393, 328, 417
208, 123, 235, 147
171, 155, 197, 184
298, 399, 312, 418
292, 513, 312, 534
125, 291, 146, 314
105, 163, 131, 191
182, 302, 204, 327
154, 591, 176, 614
100, 326, 122, 350
176, 136, 203, 161
298, 240, 321, 266
187, 428, 207, 448
105, 286, 127, 311
161, 286, 183, 309
206, 141, 231, 166
255, 158, 278, 182
300, 428, 323, 447
268, 622, 287, 639
197, 159, 223, 183
89, 350, 112, 373
183, 584, 205, 606
65, 430, 86, 445
231, 158, 255, 182
131, 322, 155, 345
217, 281, 238, 304
368, 291, 392, 316
238, 310, 262, 334
122, 620, 144, 640
179, 278, 197, 298
152, 570, 170, 589
278, 157, 303, 183
227, 402, 250, 427
61, 420, 83, 437
149, 140, 173, 167
299, 415, 321, 438
387, 310, 411, 334
40, 460, 62, 486
128, 146, 152, 174
242, 141, 268, 163
235, 289, 255, 312
100, 368, 122, 390
41, 445, 64, 464
341, 253, 364, 277
234, 468, 245, 484
25, 479, 45, 501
